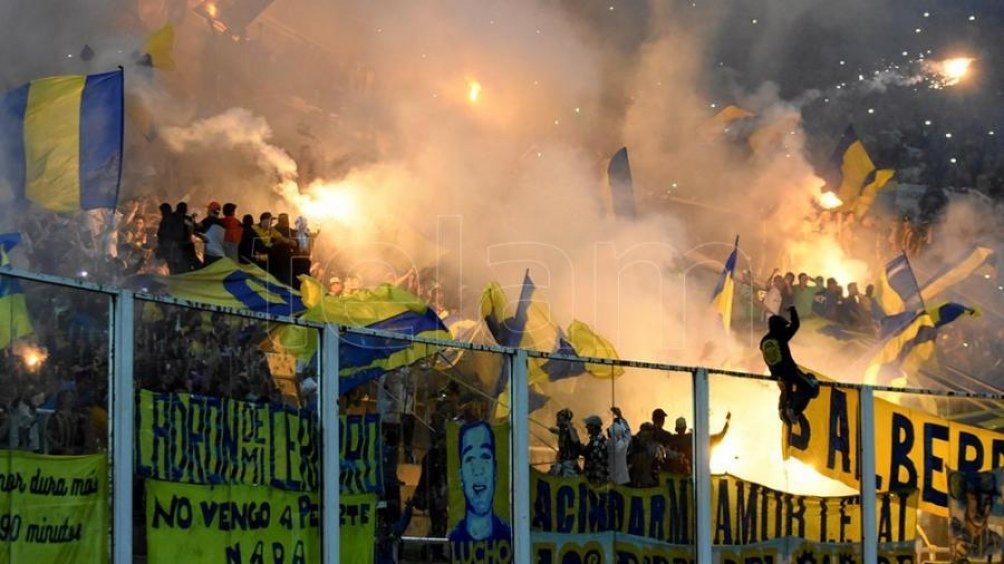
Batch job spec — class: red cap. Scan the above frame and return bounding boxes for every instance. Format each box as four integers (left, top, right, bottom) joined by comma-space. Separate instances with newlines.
207, 201, 221, 212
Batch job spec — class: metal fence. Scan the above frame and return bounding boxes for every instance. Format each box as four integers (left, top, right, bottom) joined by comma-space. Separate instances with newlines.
2, 266, 1003, 563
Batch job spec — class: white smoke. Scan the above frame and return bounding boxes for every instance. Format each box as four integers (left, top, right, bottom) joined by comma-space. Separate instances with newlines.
160, 108, 298, 182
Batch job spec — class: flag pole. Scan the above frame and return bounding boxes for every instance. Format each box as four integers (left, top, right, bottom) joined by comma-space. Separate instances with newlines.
114, 66, 125, 207
901, 251, 928, 313
727, 235, 739, 349
610, 356, 615, 412
101, 67, 127, 270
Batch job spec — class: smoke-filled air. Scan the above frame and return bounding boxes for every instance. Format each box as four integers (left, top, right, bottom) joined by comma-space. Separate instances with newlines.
2, 0, 1003, 503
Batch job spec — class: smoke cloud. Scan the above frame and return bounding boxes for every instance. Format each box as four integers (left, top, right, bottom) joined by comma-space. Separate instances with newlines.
2, 0, 1001, 494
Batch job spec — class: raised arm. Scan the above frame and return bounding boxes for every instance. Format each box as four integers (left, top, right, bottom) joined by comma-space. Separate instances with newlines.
710, 412, 731, 447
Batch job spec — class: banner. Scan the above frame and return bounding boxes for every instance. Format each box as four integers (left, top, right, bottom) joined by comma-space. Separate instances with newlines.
531, 532, 916, 563
530, 470, 916, 558
0, 451, 107, 563
947, 468, 1004, 563
340, 494, 378, 564
783, 386, 1004, 516
145, 480, 377, 563
447, 421, 512, 563
136, 390, 381, 495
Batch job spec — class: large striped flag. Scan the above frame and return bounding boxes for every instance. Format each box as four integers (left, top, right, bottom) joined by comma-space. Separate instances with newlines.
865, 303, 977, 385
0, 70, 123, 212
710, 236, 739, 333
920, 246, 995, 304
864, 311, 937, 385
265, 279, 450, 394
164, 258, 306, 317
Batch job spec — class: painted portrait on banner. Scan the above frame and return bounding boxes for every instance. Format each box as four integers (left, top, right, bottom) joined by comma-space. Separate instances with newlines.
447, 420, 512, 563
949, 468, 1004, 563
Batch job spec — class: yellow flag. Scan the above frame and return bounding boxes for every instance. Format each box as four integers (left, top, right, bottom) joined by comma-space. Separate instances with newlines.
296, 274, 327, 309
145, 24, 176, 70
566, 319, 624, 379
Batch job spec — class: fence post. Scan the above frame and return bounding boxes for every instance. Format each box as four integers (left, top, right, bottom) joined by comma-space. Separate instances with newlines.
860, 386, 877, 562
111, 290, 134, 564
693, 368, 712, 562
511, 349, 531, 563
322, 325, 341, 563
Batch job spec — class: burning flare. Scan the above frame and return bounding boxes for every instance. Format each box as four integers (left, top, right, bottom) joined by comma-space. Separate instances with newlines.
297, 181, 359, 223
925, 57, 974, 88
710, 436, 737, 474
14, 343, 48, 373
467, 79, 482, 104
941, 57, 973, 82
817, 192, 843, 210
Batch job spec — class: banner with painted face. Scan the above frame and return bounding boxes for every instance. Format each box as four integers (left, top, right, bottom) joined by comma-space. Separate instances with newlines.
135, 390, 382, 495
447, 421, 512, 563
948, 468, 1004, 563
782, 386, 1004, 516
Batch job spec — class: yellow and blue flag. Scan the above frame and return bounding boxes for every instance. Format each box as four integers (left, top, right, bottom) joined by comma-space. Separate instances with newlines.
866, 303, 978, 385
850, 168, 895, 217
482, 273, 550, 415
482, 271, 554, 389
710, 237, 739, 333
919, 246, 995, 304
928, 302, 979, 329
0, 70, 123, 212
482, 270, 623, 409
822, 125, 894, 216
563, 319, 623, 379
873, 253, 923, 319
164, 258, 305, 316
484, 271, 625, 381
481, 271, 557, 360
605, 147, 636, 220
0, 233, 20, 259
267, 280, 450, 393
0, 233, 33, 348
865, 312, 937, 384
864, 252, 986, 384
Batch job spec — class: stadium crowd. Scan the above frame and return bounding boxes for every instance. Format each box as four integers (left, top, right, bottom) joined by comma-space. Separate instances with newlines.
1, 178, 1002, 562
